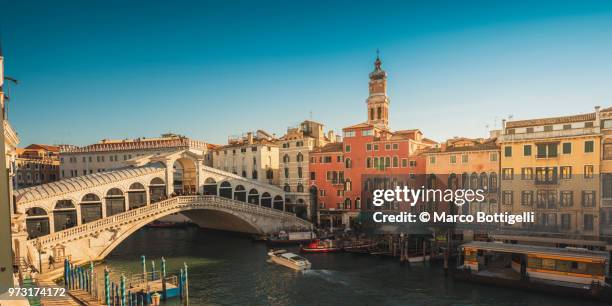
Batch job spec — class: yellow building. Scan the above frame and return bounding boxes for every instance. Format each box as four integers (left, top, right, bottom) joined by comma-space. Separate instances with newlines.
599, 107, 612, 237
499, 107, 602, 245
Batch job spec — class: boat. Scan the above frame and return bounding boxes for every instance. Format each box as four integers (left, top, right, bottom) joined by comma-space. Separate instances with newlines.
267, 231, 316, 245
454, 241, 612, 301
301, 239, 342, 253
406, 254, 431, 263
267, 249, 312, 271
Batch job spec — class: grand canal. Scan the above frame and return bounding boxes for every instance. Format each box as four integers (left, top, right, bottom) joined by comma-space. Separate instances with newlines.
103, 227, 606, 306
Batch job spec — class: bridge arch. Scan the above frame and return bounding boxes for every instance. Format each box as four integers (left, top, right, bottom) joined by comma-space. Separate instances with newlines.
106, 188, 126, 216
273, 195, 284, 211
261, 192, 271, 208
149, 177, 166, 203
172, 157, 198, 195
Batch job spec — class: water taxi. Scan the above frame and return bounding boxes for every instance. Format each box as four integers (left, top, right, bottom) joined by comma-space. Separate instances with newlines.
455, 241, 611, 301
301, 239, 342, 253
268, 250, 312, 271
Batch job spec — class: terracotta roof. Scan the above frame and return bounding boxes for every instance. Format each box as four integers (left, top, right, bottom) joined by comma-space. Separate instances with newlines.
394, 129, 421, 134
311, 142, 343, 153
25, 144, 60, 152
421, 138, 438, 144
343, 122, 374, 130
506, 112, 595, 128
423, 140, 499, 154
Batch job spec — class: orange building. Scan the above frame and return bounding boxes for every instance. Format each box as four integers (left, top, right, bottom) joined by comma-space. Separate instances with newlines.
309, 55, 435, 228
15, 144, 60, 188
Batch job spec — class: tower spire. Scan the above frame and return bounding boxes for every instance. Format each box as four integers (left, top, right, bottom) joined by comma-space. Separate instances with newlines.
366, 51, 389, 128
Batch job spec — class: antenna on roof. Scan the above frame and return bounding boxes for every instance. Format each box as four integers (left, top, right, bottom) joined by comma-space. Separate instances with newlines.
309, 111, 313, 120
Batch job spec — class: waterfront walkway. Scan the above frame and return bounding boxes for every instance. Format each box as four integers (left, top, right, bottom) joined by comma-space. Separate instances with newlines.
37, 279, 81, 306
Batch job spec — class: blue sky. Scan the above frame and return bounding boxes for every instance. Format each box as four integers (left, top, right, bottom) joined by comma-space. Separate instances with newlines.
2, 0, 612, 146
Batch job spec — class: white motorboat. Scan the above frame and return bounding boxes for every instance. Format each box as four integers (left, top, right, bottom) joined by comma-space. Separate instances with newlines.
268, 249, 312, 271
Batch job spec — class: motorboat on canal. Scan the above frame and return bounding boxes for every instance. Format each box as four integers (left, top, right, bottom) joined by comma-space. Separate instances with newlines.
301, 239, 342, 253
266, 230, 316, 246
268, 249, 312, 271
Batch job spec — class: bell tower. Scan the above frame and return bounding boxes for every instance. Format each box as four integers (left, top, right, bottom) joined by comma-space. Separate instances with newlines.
366, 51, 389, 128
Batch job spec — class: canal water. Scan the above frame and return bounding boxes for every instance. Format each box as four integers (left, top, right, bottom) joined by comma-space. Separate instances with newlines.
103, 227, 606, 306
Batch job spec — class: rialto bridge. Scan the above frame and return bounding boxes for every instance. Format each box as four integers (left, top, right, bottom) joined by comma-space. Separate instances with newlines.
10, 150, 311, 276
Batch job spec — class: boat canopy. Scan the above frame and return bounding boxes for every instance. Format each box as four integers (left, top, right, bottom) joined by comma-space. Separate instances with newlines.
461, 241, 609, 262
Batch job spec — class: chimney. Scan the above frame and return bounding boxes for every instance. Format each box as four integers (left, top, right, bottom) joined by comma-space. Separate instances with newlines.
247, 132, 253, 144
502, 119, 507, 134
595, 106, 601, 126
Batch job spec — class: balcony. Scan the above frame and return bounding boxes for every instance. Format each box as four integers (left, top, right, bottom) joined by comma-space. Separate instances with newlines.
501, 127, 599, 142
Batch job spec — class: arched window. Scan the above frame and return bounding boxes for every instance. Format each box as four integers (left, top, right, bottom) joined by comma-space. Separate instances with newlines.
26, 207, 49, 238
392, 156, 399, 168
252, 170, 258, 180
345, 158, 352, 168
355, 197, 361, 209
203, 177, 217, 195
366, 157, 372, 168
129, 183, 147, 209
297, 183, 304, 193
479, 172, 488, 190
261, 192, 272, 208
80, 193, 102, 224
489, 172, 498, 192
345, 179, 352, 191
297, 153, 304, 162
344, 198, 351, 209
219, 181, 232, 199
385, 157, 391, 168
283, 154, 290, 163
106, 188, 125, 216
470, 172, 478, 189
54, 200, 77, 232
273, 195, 284, 210
284, 184, 291, 192
248, 189, 259, 204
149, 177, 166, 203
461, 173, 469, 189
448, 173, 458, 189
234, 185, 246, 202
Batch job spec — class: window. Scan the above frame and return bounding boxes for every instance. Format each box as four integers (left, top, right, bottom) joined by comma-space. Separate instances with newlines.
297, 167, 303, 178
562, 143, 571, 154
337, 156, 342, 162
401, 159, 407, 167
521, 168, 533, 180
535, 167, 558, 184
429, 156, 436, 164
521, 191, 533, 206
409, 160, 416, 167
362, 129, 373, 136
323, 156, 332, 163
584, 214, 594, 231
604, 143, 612, 160
489, 152, 498, 162
502, 168, 514, 180
392, 156, 399, 168
344, 131, 356, 138
561, 214, 571, 230
345, 158, 352, 168
366, 157, 372, 168
297, 153, 304, 162
563, 124, 571, 130
345, 145, 351, 152
385, 144, 391, 150
506, 128, 515, 134
502, 191, 513, 205
461, 154, 468, 164
366, 143, 372, 151
584, 140, 594, 153
252, 170, 258, 179
284, 168, 289, 178
526, 127, 534, 133
450, 155, 457, 164
536, 143, 558, 158
392, 143, 399, 150
523, 145, 532, 156
544, 125, 553, 132
603, 174, 612, 198
310, 172, 315, 180
504, 146, 512, 157
582, 191, 595, 207
560, 191, 573, 207
560, 166, 572, 179
584, 165, 594, 179
585, 121, 594, 128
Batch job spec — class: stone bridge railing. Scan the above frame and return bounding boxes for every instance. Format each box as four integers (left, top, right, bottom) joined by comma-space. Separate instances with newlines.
29, 195, 312, 249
